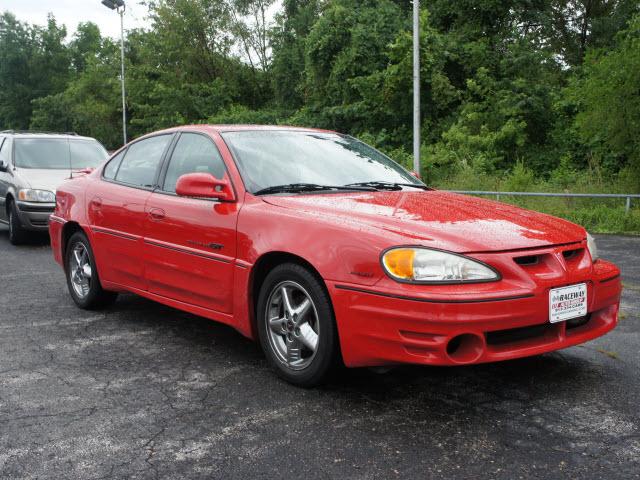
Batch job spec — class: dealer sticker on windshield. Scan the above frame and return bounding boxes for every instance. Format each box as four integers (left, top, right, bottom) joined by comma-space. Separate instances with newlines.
549, 283, 587, 323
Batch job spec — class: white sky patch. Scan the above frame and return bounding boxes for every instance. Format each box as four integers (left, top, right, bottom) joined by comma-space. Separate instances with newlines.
1, 0, 150, 40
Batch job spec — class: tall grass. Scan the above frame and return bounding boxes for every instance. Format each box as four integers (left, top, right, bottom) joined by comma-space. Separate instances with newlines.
427, 163, 640, 234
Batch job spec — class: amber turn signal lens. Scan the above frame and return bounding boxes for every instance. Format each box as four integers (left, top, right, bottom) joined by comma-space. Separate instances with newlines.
382, 248, 415, 280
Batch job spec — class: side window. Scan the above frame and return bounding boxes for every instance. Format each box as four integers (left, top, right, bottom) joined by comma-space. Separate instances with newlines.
162, 133, 226, 193
115, 135, 172, 188
0, 138, 8, 166
103, 149, 126, 180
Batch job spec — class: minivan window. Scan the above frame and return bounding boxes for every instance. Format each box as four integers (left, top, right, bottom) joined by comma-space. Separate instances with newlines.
70, 140, 109, 169
14, 138, 108, 169
115, 135, 172, 188
0, 138, 7, 165
162, 133, 226, 193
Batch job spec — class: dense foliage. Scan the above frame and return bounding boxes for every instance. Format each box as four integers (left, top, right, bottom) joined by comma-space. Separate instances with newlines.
1, 1, 639, 230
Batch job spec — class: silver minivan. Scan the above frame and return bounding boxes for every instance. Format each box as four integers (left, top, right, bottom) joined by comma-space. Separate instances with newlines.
0, 131, 109, 244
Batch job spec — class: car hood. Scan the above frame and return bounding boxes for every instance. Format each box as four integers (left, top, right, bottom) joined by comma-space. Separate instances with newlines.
15, 168, 72, 193
261, 190, 586, 253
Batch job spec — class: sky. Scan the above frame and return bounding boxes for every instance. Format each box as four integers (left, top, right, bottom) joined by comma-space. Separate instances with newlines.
2, 0, 150, 39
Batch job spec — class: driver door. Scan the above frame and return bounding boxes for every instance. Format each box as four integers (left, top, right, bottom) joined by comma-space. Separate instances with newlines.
144, 132, 238, 313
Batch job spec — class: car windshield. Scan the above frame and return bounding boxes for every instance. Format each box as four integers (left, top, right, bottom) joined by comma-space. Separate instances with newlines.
14, 138, 108, 169
221, 130, 423, 193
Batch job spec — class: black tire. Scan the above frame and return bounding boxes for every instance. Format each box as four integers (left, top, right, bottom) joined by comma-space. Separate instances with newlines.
257, 263, 339, 387
8, 200, 28, 245
65, 231, 118, 309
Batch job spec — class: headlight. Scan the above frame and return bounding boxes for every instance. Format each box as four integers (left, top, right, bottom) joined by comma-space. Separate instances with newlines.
18, 189, 55, 203
381, 247, 500, 284
586, 232, 599, 262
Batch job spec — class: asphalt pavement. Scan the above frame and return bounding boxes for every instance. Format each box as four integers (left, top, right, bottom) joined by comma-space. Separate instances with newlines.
0, 227, 638, 479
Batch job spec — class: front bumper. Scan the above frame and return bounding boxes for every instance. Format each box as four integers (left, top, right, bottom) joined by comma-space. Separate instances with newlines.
328, 259, 621, 368
15, 201, 55, 231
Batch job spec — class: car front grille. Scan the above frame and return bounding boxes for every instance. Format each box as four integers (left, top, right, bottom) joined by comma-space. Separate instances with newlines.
485, 323, 552, 346
30, 219, 49, 227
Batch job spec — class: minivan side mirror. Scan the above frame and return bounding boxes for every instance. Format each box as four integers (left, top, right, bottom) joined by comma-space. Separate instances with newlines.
175, 173, 235, 202
0, 160, 7, 172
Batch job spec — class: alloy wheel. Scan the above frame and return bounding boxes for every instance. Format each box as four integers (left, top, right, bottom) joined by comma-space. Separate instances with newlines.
265, 280, 320, 371
69, 242, 92, 299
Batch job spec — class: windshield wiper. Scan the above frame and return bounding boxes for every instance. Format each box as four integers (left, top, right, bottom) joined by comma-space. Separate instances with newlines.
345, 181, 431, 191
254, 183, 377, 195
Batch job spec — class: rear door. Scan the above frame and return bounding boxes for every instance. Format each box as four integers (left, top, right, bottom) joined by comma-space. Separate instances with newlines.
143, 132, 238, 313
88, 134, 174, 291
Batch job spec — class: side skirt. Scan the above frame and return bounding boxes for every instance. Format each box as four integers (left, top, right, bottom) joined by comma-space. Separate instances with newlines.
101, 280, 249, 338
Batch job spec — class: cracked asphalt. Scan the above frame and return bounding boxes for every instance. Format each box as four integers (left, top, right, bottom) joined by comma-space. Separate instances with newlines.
0, 228, 639, 479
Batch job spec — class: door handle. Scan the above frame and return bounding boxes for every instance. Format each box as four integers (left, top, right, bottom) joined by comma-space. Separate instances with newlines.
90, 197, 103, 209
149, 208, 165, 220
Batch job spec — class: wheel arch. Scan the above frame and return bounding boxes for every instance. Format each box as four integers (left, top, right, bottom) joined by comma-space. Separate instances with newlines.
61, 221, 86, 269
5, 192, 14, 215
248, 251, 328, 339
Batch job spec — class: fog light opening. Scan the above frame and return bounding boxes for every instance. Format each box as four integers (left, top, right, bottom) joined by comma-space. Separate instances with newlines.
446, 333, 484, 363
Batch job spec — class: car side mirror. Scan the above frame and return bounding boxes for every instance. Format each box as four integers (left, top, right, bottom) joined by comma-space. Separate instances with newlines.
0, 160, 7, 172
175, 173, 235, 202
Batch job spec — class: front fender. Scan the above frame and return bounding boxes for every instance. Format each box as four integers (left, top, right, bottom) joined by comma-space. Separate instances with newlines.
237, 196, 401, 286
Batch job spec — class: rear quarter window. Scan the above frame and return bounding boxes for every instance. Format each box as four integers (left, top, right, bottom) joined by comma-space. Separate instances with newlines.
103, 150, 126, 180
114, 134, 172, 188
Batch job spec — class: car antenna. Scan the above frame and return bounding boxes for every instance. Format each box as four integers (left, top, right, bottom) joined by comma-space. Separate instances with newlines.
68, 137, 73, 179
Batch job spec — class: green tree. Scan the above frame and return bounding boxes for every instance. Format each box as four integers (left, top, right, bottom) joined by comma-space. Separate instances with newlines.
69, 22, 102, 73
270, 0, 321, 109
0, 12, 35, 128
567, 14, 640, 188
0, 12, 70, 130
302, 0, 406, 131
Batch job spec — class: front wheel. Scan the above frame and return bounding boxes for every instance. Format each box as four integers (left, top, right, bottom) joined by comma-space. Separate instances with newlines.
65, 231, 117, 309
257, 263, 339, 387
8, 201, 28, 245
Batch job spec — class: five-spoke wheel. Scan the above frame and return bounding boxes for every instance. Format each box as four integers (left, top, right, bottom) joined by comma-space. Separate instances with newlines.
65, 231, 117, 309
257, 263, 338, 387
266, 280, 320, 370
69, 242, 92, 299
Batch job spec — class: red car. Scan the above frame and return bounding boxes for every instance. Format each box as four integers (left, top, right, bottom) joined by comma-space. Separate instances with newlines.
49, 125, 622, 386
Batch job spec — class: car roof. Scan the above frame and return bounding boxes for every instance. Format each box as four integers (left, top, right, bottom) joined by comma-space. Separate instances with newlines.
1, 130, 98, 141
150, 124, 338, 135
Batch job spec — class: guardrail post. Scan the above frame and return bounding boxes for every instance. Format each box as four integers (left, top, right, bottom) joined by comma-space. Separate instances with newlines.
496, 194, 500, 201
626, 196, 631, 214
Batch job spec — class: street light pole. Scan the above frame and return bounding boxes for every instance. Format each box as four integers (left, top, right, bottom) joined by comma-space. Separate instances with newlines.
101, 0, 127, 146
118, 5, 126, 146
412, 0, 420, 175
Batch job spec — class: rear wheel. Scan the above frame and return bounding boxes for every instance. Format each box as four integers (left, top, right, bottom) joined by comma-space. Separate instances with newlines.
65, 231, 117, 309
257, 263, 339, 387
8, 200, 28, 245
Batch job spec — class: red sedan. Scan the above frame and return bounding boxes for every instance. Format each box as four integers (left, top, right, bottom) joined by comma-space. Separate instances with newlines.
49, 125, 622, 386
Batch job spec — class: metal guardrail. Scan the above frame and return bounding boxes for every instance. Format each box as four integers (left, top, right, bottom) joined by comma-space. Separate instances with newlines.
447, 190, 640, 214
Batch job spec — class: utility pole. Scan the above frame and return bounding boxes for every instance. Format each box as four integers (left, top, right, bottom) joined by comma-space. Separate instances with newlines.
412, 0, 420, 175
101, 0, 127, 146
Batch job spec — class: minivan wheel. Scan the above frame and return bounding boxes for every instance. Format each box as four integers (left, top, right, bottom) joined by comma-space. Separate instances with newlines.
257, 263, 339, 387
8, 201, 28, 245
65, 231, 117, 309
